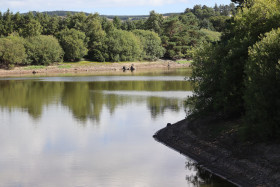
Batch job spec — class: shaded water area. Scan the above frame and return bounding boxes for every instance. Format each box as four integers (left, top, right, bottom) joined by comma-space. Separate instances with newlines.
0, 69, 235, 186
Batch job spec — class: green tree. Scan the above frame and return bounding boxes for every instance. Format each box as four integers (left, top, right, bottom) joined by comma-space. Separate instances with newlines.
101, 17, 115, 33
133, 30, 165, 61
56, 28, 88, 61
113, 16, 122, 29
67, 12, 87, 31
105, 30, 142, 62
12, 12, 23, 33
245, 28, 280, 140
85, 15, 106, 61
209, 16, 229, 32
36, 13, 59, 35
133, 19, 146, 30
188, 0, 280, 121
0, 36, 26, 68
199, 18, 214, 30
162, 13, 202, 59
144, 11, 164, 34
25, 35, 63, 65
0, 9, 14, 36
20, 19, 42, 37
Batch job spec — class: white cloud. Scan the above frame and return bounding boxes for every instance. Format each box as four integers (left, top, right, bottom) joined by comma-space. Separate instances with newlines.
0, 0, 189, 12
0, 0, 232, 14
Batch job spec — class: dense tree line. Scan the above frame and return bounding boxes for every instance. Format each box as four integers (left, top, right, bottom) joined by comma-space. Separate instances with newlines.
188, 0, 280, 141
0, 3, 234, 68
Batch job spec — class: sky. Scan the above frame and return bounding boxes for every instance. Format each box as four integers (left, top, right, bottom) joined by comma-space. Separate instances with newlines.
0, 0, 233, 15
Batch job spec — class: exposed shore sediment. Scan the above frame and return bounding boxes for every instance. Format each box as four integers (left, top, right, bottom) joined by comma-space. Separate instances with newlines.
154, 119, 280, 187
0, 60, 189, 77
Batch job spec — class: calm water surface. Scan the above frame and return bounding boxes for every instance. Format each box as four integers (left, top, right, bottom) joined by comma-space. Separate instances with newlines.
0, 69, 234, 187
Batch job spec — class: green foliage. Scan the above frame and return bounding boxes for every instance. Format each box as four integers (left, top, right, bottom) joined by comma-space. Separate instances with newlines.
20, 19, 42, 37
185, 4, 235, 32
200, 29, 221, 42
191, 5, 216, 19
199, 19, 214, 30
188, 0, 280, 141
0, 36, 26, 68
25, 35, 63, 65
37, 14, 60, 35
162, 13, 203, 59
85, 15, 106, 61
121, 20, 136, 31
209, 16, 229, 32
0, 3, 236, 66
56, 28, 88, 61
89, 49, 105, 62
113, 16, 122, 29
101, 17, 115, 33
187, 43, 225, 118
0, 10, 14, 36
105, 30, 142, 62
244, 28, 280, 140
133, 30, 165, 61
144, 11, 164, 34
67, 12, 88, 32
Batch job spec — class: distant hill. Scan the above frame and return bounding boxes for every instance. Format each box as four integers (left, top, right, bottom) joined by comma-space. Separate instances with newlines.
25, 10, 181, 20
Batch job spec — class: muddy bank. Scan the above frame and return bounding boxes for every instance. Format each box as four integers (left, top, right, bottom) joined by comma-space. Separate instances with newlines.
0, 60, 189, 77
154, 119, 280, 186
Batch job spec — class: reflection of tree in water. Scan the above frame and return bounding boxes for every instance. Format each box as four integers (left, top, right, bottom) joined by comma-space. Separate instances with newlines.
147, 97, 183, 118
88, 80, 192, 92
185, 161, 236, 187
0, 80, 189, 123
61, 82, 103, 123
0, 80, 64, 119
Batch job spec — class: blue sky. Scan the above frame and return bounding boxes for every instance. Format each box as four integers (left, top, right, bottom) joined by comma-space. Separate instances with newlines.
0, 0, 233, 15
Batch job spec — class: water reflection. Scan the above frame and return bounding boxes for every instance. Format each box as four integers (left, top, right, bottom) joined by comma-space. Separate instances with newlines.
0, 72, 234, 186
0, 80, 63, 119
0, 79, 191, 122
185, 161, 236, 187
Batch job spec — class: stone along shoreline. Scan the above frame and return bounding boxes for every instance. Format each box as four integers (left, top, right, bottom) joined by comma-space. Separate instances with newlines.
154, 119, 280, 186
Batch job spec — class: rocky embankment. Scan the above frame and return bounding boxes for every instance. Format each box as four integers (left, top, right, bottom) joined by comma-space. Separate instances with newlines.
154, 119, 280, 186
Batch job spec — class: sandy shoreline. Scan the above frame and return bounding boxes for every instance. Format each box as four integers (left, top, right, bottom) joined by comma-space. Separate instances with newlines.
154, 119, 280, 186
0, 60, 189, 77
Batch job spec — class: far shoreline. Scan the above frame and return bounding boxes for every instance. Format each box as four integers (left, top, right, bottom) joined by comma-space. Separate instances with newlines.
0, 59, 190, 77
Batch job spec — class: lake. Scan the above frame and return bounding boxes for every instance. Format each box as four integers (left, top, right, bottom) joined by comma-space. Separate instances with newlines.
0, 69, 234, 186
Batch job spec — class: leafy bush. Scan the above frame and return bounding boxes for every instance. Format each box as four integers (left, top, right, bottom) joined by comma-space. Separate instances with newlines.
0, 36, 26, 68
162, 13, 203, 59
133, 30, 164, 61
56, 28, 88, 61
105, 30, 142, 62
25, 35, 63, 65
244, 28, 280, 140
188, 0, 280, 141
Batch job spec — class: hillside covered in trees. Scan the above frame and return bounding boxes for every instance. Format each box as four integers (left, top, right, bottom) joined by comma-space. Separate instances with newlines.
188, 0, 280, 141
0, 3, 235, 68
